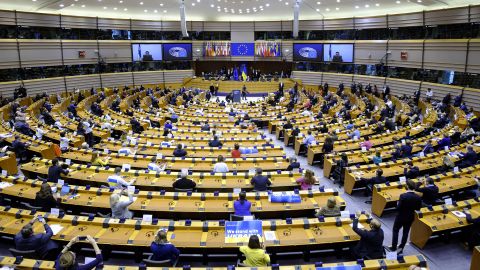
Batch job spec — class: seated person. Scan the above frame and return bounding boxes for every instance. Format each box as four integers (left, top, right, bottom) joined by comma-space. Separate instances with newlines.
201, 122, 210, 131
360, 135, 373, 150
295, 169, 316, 190
239, 235, 270, 267
400, 140, 413, 158
250, 168, 271, 191
286, 157, 301, 171
231, 143, 241, 158
15, 216, 58, 259
107, 167, 133, 189
56, 235, 103, 270
415, 177, 439, 206
302, 131, 316, 146
437, 134, 451, 150
419, 140, 435, 155
173, 169, 197, 190
173, 144, 187, 157
150, 230, 180, 263
351, 212, 384, 259
110, 190, 135, 219
12, 135, 30, 161
234, 191, 252, 217
459, 145, 478, 168
48, 158, 69, 183
347, 128, 361, 139
34, 182, 59, 212
91, 152, 109, 166
148, 158, 167, 173
372, 151, 382, 165
463, 208, 480, 249
213, 155, 229, 173
262, 138, 274, 147
404, 161, 420, 179
209, 136, 223, 147
361, 169, 387, 196
315, 197, 341, 217
118, 142, 134, 155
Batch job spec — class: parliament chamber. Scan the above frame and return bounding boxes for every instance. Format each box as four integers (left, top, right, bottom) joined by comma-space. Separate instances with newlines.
0, 1, 480, 270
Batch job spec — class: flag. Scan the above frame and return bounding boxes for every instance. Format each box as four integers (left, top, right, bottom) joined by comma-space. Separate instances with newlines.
328, 44, 332, 61
233, 67, 239, 81
241, 64, 247, 81
138, 44, 142, 60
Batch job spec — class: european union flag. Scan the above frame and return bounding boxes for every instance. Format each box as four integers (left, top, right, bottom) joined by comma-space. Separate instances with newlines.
231, 43, 254, 56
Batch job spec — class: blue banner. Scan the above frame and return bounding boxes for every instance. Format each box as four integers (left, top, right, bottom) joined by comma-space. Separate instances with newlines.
225, 220, 262, 243
231, 43, 255, 56
269, 192, 301, 203
317, 266, 361, 270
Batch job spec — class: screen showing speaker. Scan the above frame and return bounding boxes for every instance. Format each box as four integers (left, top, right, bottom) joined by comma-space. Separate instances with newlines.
131, 44, 162, 62
293, 43, 323, 61
163, 43, 192, 61
323, 44, 354, 63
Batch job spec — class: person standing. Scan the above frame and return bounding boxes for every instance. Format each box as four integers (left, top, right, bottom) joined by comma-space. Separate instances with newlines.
389, 180, 422, 253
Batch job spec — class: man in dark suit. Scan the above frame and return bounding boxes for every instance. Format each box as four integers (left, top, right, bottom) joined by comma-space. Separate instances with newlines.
361, 169, 387, 197
250, 168, 271, 191
415, 177, 439, 206
403, 161, 420, 179
173, 169, 197, 190
142, 51, 153, 61
283, 120, 293, 130
459, 145, 478, 168
351, 211, 384, 259
389, 180, 422, 253
173, 144, 187, 157
15, 216, 58, 259
48, 158, 69, 183
208, 136, 223, 147
130, 117, 144, 134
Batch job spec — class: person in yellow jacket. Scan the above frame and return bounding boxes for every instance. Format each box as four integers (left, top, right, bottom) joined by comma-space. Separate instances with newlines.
239, 235, 270, 266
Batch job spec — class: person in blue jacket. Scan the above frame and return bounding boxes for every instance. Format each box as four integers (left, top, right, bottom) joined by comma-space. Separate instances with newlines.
15, 216, 59, 259
150, 229, 180, 264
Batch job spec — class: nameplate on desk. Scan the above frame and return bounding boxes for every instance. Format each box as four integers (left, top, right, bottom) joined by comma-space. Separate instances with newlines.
340, 210, 350, 219
142, 214, 153, 223
50, 208, 60, 216
65, 159, 71, 165
122, 164, 131, 170
445, 198, 453, 205
127, 185, 135, 194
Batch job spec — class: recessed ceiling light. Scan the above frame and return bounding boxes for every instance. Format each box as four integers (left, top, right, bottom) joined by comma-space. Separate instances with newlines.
375, 3, 380, 6
285, 2, 288, 5
124, 8, 128, 11
326, 8, 330, 11
119, 0, 123, 3
266, 3, 269, 7
337, 0, 340, 2
32, 0, 36, 2
113, 7, 117, 10
316, 8, 319, 11
59, 4, 64, 7
154, 9, 158, 13
144, 9, 148, 12
365, 4, 369, 7
160, 3, 164, 6
192, 3, 195, 6
355, 5, 359, 8
417, 0, 422, 2
140, 2, 144, 5
103, 6, 107, 9
211, 4, 214, 7
98, 0, 102, 2
316, 1, 321, 4
70, 3, 74, 6
396, 0, 401, 3
163, 10, 167, 13
81, 4, 85, 7
197, 0, 201, 2
335, 7, 339, 10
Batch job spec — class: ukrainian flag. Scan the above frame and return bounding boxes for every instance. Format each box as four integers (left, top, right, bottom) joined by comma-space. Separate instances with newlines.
241, 64, 247, 81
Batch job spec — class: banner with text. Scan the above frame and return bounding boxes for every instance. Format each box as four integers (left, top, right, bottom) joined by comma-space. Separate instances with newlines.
225, 220, 263, 243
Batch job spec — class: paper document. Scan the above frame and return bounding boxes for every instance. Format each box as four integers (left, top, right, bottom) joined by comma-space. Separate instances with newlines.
264, 231, 277, 241
49, 224, 64, 235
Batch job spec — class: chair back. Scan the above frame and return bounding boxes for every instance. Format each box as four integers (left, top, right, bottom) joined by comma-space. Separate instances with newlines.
9, 248, 38, 259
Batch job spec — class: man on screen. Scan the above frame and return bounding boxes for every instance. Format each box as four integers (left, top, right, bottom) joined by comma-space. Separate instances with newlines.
332, 51, 343, 63
142, 51, 153, 61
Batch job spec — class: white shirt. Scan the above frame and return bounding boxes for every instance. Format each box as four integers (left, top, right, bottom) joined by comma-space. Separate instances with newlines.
101, 122, 114, 131
35, 128, 45, 140
60, 137, 70, 150
426, 90, 433, 97
83, 122, 92, 134
104, 114, 112, 121
301, 110, 312, 117
385, 100, 393, 109
213, 162, 229, 173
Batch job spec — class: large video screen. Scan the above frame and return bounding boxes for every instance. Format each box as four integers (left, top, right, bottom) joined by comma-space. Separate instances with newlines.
293, 43, 323, 62
323, 43, 354, 63
131, 44, 162, 62
163, 43, 192, 61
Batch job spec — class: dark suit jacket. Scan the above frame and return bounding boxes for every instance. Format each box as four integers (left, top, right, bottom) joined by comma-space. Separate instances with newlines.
14, 224, 58, 257
173, 149, 187, 157
208, 140, 223, 147
396, 191, 422, 223
352, 219, 384, 259
416, 184, 439, 206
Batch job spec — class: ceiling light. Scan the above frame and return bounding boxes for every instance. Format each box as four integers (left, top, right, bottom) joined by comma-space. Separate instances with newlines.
32, 0, 36, 2
396, 0, 401, 3
326, 8, 330, 11
285, 2, 288, 5
124, 8, 128, 11
160, 3, 164, 6
355, 5, 359, 8
103, 6, 107, 9
197, 0, 201, 2
163, 10, 167, 12
192, 3, 195, 6
70, 4, 74, 6
154, 9, 158, 13
417, 0, 422, 2
211, 4, 214, 7
335, 7, 339, 10
266, 3, 269, 7
113, 7, 117, 10
119, 0, 123, 3
365, 4, 369, 7
140, 2, 144, 5
316, 1, 321, 4
81, 4, 85, 7
316, 8, 319, 11
144, 9, 148, 12
98, 0, 102, 2
337, 0, 340, 3
59, 4, 64, 7
375, 3, 380, 7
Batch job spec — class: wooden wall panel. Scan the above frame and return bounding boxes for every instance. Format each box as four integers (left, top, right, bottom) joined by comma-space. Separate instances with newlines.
388, 40, 423, 68
355, 16, 387, 29
0, 10, 15, 25
98, 41, 132, 63
16, 12, 59, 28
130, 20, 162, 31
231, 22, 255, 31
100, 72, 133, 89
424, 7, 469, 26
254, 21, 282, 31
97, 18, 130, 30
66, 74, 101, 91
323, 72, 353, 86
62, 40, 99, 65
388, 12, 423, 28
353, 75, 385, 88
0, 80, 22, 97
133, 71, 165, 86
471, 6, 480, 23
420, 82, 463, 101
324, 18, 354, 30
19, 40, 62, 67
22, 77, 65, 96
162, 21, 182, 31
299, 20, 323, 31
423, 40, 467, 72
462, 87, 480, 111
292, 71, 323, 86
467, 39, 480, 74
354, 41, 387, 65
61, 15, 97, 30
386, 78, 420, 97
0, 39, 20, 69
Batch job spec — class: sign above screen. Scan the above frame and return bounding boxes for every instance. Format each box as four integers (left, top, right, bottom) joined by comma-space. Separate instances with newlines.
323, 43, 354, 63
293, 43, 323, 62
132, 44, 162, 62
163, 43, 192, 61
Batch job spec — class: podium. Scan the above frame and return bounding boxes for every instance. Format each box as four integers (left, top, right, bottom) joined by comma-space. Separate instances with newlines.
232, 90, 241, 103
